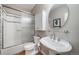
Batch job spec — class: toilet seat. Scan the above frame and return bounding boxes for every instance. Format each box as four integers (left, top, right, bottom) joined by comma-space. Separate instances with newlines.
24, 42, 36, 50
24, 36, 40, 55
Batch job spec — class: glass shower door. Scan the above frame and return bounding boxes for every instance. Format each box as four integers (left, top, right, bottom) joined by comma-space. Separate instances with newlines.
3, 13, 34, 48
3, 20, 17, 48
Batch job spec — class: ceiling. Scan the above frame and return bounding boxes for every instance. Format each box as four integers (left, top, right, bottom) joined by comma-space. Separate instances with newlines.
3, 4, 36, 12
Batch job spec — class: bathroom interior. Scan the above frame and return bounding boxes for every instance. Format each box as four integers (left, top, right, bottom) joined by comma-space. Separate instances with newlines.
0, 4, 79, 55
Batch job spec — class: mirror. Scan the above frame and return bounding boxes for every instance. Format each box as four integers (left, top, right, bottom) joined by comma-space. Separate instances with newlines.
49, 4, 69, 29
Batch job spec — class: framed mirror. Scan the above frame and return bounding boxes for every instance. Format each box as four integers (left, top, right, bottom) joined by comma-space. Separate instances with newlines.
49, 4, 69, 29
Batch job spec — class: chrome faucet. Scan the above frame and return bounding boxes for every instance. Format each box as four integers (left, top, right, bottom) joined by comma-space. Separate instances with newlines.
48, 29, 56, 40
50, 32, 61, 41
50, 32, 55, 40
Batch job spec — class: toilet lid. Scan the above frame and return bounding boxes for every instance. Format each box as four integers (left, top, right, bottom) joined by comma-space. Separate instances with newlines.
24, 42, 36, 50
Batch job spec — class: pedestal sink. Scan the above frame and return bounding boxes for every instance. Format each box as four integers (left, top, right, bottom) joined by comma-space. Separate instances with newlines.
40, 36, 72, 54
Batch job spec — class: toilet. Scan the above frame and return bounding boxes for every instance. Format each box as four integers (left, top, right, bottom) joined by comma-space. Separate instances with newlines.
24, 36, 40, 55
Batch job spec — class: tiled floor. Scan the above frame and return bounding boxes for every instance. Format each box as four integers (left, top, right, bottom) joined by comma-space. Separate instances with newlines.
16, 50, 43, 55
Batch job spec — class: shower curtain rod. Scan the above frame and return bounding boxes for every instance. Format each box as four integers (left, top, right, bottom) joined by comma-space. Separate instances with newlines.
2, 5, 32, 15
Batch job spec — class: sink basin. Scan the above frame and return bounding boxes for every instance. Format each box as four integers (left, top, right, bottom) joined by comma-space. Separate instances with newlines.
40, 36, 72, 53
